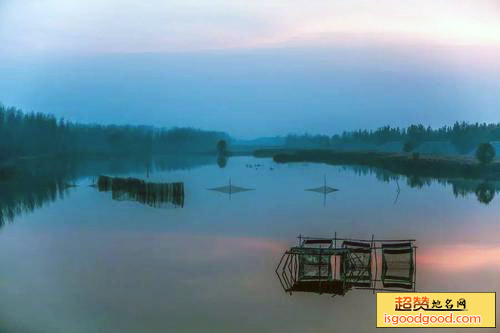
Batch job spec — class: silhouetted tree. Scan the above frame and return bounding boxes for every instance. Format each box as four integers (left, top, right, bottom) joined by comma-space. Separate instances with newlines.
475, 143, 495, 164
216, 139, 227, 155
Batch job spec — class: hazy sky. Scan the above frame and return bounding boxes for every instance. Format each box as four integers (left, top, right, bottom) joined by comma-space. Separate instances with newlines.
1, 0, 500, 137
2, 0, 500, 53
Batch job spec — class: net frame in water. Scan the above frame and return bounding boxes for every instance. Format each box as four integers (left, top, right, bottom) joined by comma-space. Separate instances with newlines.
275, 233, 417, 297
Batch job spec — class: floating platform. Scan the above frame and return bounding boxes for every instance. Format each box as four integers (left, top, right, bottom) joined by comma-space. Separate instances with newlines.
276, 234, 416, 296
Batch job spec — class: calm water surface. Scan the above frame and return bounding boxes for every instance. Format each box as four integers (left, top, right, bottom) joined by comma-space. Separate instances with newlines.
0, 156, 498, 332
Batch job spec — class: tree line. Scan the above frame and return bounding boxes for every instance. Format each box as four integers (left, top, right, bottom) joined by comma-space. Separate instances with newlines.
285, 123, 500, 153
0, 104, 229, 160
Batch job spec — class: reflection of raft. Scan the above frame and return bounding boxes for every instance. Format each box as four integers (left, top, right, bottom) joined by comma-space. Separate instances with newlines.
276, 234, 416, 297
97, 176, 184, 208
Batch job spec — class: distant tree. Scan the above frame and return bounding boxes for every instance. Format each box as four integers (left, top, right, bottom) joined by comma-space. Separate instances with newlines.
287, 122, 500, 149
216, 139, 227, 155
403, 140, 416, 153
475, 143, 495, 164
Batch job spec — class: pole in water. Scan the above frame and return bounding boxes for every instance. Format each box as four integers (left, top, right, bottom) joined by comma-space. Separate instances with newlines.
323, 174, 327, 206
394, 179, 401, 204
334, 231, 337, 279
370, 234, 375, 293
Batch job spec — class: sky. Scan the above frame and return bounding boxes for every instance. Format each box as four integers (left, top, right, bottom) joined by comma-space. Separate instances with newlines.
1, 0, 500, 138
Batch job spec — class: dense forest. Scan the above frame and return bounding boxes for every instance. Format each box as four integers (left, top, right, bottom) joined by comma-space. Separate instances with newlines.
285, 123, 500, 153
0, 104, 229, 160
3, 103, 500, 160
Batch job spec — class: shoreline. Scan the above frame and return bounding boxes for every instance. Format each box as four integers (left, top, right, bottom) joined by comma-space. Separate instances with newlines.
254, 149, 500, 180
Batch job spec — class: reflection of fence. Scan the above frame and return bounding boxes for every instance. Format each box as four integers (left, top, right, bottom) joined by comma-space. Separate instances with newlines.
97, 176, 184, 208
276, 234, 416, 297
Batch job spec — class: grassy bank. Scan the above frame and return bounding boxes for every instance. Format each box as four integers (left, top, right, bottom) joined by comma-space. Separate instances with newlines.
263, 149, 500, 180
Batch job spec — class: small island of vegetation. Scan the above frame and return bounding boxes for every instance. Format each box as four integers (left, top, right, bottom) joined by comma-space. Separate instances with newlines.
254, 124, 500, 181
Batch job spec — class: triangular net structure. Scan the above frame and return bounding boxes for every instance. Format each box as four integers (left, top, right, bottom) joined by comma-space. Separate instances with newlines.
306, 186, 339, 194
208, 179, 253, 195
306, 176, 339, 194
208, 185, 253, 194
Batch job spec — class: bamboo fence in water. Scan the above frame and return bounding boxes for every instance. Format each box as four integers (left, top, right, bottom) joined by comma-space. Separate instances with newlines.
97, 176, 184, 208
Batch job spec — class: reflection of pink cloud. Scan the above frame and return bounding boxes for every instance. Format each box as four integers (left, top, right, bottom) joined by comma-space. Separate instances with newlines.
127, 232, 288, 261
210, 236, 287, 258
418, 245, 500, 272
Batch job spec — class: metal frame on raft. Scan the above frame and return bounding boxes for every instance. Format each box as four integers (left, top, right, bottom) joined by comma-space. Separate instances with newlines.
275, 233, 417, 297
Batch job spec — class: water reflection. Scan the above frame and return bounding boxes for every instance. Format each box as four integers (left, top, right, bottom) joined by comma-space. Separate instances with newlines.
0, 155, 498, 332
96, 176, 184, 208
0, 154, 216, 227
1, 155, 499, 229
305, 175, 339, 206
208, 178, 253, 198
343, 165, 500, 205
419, 245, 500, 272
0, 158, 77, 227
394, 179, 401, 204
276, 235, 416, 297
475, 182, 495, 204
217, 155, 228, 168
